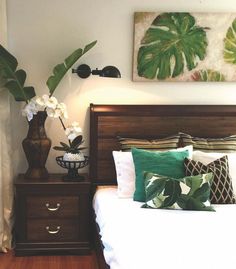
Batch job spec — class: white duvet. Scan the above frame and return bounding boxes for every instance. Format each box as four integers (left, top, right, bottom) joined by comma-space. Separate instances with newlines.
93, 186, 236, 269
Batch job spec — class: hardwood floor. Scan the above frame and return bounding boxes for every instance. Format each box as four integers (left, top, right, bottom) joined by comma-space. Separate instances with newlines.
0, 250, 98, 269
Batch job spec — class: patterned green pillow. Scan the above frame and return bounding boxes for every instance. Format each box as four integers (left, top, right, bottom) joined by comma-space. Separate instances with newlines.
143, 172, 215, 211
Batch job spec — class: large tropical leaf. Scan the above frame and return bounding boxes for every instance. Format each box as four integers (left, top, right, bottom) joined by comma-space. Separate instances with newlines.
192, 69, 226, 81
47, 40, 97, 96
145, 172, 167, 201
137, 13, 208, 80
183, 175, 203, 196
0, 45, 36, 102
162, 179, 181, 207
192, 183, 211, 203
224, 18, 236, 64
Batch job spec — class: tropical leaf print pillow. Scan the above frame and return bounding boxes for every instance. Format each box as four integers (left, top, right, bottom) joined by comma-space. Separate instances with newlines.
143, 172, 215, 211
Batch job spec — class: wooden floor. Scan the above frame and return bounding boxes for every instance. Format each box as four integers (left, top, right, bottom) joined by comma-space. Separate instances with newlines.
0, 250, 98, 269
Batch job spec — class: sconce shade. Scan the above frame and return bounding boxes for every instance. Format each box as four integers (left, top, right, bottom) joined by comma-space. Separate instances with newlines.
72, 64, 121, 78
99, 66, 121, 78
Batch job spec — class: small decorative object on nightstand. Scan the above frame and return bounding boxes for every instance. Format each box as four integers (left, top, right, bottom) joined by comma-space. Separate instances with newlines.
56, 155, 89, 181
54, 124, 89, 181
14, 173, 91, 256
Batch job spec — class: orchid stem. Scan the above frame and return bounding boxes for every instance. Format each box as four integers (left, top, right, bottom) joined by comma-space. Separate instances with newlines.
59, 116, 66, 131
59, 116, 72, 146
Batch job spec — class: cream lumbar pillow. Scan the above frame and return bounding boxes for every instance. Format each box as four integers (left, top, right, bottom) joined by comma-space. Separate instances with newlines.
112, 145, 193, 198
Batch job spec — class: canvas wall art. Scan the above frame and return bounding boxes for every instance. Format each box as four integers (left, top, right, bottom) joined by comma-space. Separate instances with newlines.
133, 12, 236, 82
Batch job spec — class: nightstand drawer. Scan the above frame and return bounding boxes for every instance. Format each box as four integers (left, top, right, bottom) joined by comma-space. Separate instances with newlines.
27, 219, 79, 242
27, 196, 79, 218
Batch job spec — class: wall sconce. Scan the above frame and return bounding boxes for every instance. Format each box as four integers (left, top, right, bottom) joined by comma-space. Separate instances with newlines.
72, 64, 121, 78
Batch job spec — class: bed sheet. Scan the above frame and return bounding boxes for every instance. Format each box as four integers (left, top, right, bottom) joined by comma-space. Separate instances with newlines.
93, 186, 236, 269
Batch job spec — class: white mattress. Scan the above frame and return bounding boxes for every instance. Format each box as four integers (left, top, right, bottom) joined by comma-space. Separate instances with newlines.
93, 186, 236, 269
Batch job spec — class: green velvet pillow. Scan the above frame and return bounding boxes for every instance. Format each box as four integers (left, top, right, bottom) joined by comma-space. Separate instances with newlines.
131, 148, 190, 202
143, 172, 215, 211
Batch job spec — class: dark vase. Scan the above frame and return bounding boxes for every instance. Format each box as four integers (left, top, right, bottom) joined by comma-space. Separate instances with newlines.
22, 111, 51, 179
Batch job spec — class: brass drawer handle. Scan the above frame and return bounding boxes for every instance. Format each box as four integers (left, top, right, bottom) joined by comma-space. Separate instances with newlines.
46, 226, 61, 234
45, 203, 61, 211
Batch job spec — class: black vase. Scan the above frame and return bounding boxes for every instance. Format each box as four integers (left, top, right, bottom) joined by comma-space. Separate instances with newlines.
22, 111, 51, 179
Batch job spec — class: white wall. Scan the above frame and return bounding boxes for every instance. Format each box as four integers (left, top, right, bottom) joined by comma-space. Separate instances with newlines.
6, 0, 236, 174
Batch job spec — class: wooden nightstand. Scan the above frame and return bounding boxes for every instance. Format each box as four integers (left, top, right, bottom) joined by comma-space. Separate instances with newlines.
14, 173, 91, 256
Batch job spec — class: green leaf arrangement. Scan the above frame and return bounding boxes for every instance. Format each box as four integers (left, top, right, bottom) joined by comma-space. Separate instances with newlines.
53, 135, 86, 154
224, 18, 236, 65
0, 40, 97, 102
192, 69, 226, 82
137, 12, 208, 80
0, 45, 36, 102
47, 40, 97, 96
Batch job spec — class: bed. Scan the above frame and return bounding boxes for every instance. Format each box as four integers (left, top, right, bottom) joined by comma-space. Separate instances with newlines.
89, 104, 236, 269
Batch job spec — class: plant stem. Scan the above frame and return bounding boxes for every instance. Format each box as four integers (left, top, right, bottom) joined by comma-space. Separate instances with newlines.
59, 116, 66, 130
59, 116, 72, 147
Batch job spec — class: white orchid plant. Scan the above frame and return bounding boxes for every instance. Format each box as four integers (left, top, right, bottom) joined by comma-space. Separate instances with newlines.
53, 122, 86, 161
0, 41, 97, 160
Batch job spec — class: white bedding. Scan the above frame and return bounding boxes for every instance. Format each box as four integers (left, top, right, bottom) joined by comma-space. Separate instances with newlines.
93, 186, 236, 269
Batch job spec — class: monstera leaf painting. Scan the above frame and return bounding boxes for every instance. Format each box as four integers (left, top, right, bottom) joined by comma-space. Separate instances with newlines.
137, 13, 207, 80
133, 12, 236, 82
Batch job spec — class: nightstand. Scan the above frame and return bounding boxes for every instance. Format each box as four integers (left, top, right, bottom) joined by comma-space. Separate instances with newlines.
14, 174, 91, 256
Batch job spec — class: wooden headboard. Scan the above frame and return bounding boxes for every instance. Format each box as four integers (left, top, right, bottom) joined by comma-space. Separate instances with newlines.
89, 104, 236, 185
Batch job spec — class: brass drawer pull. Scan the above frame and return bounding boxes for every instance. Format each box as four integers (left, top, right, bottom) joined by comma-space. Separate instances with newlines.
45, 203, 61, 211
46, 226, 61, 234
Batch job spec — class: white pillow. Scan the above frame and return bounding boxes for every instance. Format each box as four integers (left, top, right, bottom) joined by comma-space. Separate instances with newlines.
112, 151, 135, 198
193, 151, 236, 195
112, 145, 193, 198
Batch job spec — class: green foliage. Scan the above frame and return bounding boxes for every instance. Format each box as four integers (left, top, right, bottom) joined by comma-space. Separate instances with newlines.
144, 172, 215, 211
224, 18, 236, 64
163, 180, 181, 207
144, 172, 167, 201
137, 12, 208, 80
192, 69, 226, 81
0, 40, 97, 102
0, 45, 36, 102
47, 40, 97, 96
53, 135, 86, 154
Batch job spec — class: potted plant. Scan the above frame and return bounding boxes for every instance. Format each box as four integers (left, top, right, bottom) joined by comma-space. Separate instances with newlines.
54, 121, 86, 161
0, 41, 97, 179
54, 121, 89, 180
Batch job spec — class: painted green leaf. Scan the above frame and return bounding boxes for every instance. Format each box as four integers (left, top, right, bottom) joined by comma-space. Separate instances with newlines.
185, 197, 214, 211
145, 172, 167, 201
176, 194, 189, 210
0, 45, 36, 102
162, 180, 181, 207
193, 182, 211, 203
192, 69, 226, 81
47, 40, 97, 96
153, 194, 166, 208
224, 18, 236, 64
137, 13, 208, 80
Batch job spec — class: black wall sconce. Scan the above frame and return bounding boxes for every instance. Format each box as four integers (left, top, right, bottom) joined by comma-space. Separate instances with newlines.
72, 64, 121, 78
